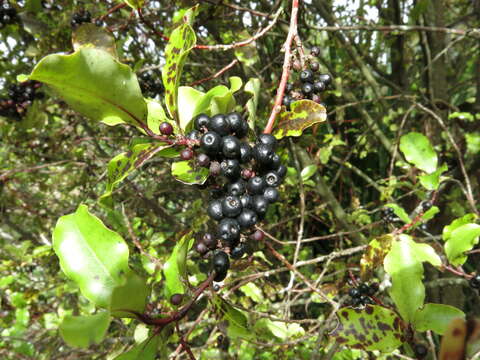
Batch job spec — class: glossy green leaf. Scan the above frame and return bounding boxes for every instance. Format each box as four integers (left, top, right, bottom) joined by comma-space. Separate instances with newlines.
399, 132, 437, 173
53, 205, 131, 308
421, 206, 440, 222
419, 164, 448, 190
255, 319, 304, 341
99, 143, 173, 207
146, 99, 174, 135
177, 86, 205, 131
59, 311, 111, 348
443, 223, 480, 266
123, 0, 144, 9
171, 160, 209, 185
163, 232, 194, 299
29, 48, 147, 127
385, 203, 410, 223
115, 335, 160, 360
245, 78, 260, 130
300, 165, 317, 181
443, 214, 478, 240
110, 271, 150, 318
162, 23, 196, 124
413, 303, 465, 335
273, 100, 327, 139
332, 305, 405, 352
384, 235, 441, 323
213, 296, 253, 340
72, 23, 118, 58
239, 283, 264, 303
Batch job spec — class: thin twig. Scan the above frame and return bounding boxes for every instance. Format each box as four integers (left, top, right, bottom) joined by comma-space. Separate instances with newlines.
188, 59, 239, 87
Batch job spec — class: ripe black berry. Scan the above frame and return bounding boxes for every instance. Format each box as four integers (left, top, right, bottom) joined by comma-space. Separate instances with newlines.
276, 165, 287, 179
230, 243, 246, 259
226, 112, 248, 138
413, 344, 428, 359
237, 209, 258, 229
252, 195, 269, 217
252, 144, 274, 166
302, 82, 314, 96
195, 242, 208, 255
247, 176, 267, 195
201, 131, 222, 155
313, 81, 326, 93
263, 187, 279, 203
286, 83, 293, 92
251, 230, 265, 241
207, 200, 224, 221
203, 233, 217, 250
265, 172, 281, 187
318, 74, 332, 86
222, 135, 241, 158
300, 70, 314, 83
358, 283, 370, 295
222, 196, 242, 218
421, 201, 432, 212
311, 46, 320, 56
217, 218, 241, 247
268, 154, 281, 170
180, 148, 194, 160
209, 114, 230, 136
197, 153, 211, 168
257, 134, 278, 150
187, 130, 201, 141
283, 95, 293, 109
240, 194, 252, 208
310, 62, 320, 72
239, 143, 253, 164
348, 288, 360, 298
170, 293, 183, 306
220, 159, 241, 180
227, 180, 246, 196
470, 275, 480, 289
194, 113, 210, 131
212, 251, 230, 281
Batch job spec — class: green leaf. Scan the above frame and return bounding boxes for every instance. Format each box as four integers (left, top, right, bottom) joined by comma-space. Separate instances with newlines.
300, 165, 317, 181
413, 303, 465, 335
29, 48, 147, 127
254, 319, 305, 341
162, 23, 196, 124
146, 99, 173, 135
273, 100, 327, 139
244, 78, 260, 130
443, 223, 480, 266
385, 203, 410, 223
360, 235, 394, 278
110, 271, 150, 318
59, 311, 111, 348
99, 143, 173, 207
332, 305, 405, 352
163, 232, 194, 299
399, 132, 437, 173
229, 76, 243, 93
384, 235, 441, 323
239, 283, 264, 303
421, 206, 440, 223
122, 0, 144, 9
443, 214, 478, 240
419, 164, 448, 190
213, 296, 253, 340
177, 86, 205, 131
171, 160, 209, 185
115, 335, 161, 360
72, 23, 118, 58
53, 205, 146, 310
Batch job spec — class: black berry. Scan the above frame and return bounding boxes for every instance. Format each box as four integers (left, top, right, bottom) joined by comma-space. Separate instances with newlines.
217, 218, 241, 247
252, 144, 274, 166
239, 143, 253, 163
222, 135, 241, 158
227, 180, 246, 196
195, 242, 208, 255
470, 275, 480, 289
209, 114, 230, 136
201, 131, 222, 155
283, 95, 293, 109
220, 159, 241, 180
348, 288, 360, 298
240, 194, 252, 208
257, 134, 278, 150
251, 230, 265, 241
252, 195, 269, 217
207, 200, 224, 221
265, 171, 281, 187
230, 243, 246, 259
170, 293, 183, 306
300, 70, 314, 83
187, 130, 201, 141
313, 81, 326, 93
263, 187, 279, 203
318, 74, 332, 86
310, 46, 320, 56
247, 176, 267, 195
194, 113, 210, 131
276, 165, 287, 179
203, 233, 217, 250
222, 196, 243, 218
302, 82, 314, 96
413, 344, 428, 359
310, 62, 320, 72
421, 201, 432, 212
212, 251, 230, 281
226, 112, 248, 138
237, 209, 258, 229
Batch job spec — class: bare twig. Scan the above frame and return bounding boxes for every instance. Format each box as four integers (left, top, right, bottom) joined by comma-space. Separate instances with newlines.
188, 59, 239, 87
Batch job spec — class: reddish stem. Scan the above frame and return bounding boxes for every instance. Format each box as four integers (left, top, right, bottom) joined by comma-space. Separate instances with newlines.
263, 0, 300, 134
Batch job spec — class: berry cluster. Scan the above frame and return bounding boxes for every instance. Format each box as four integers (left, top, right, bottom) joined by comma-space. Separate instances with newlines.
138, 70, 165, 98
70, 9, 91, 28
0, 1, 17, 29
283, 46, 332, 110
0, 81, 43, 120
381, 207, 399, 224
184, 112, 285, 282
347, 282, 378, 307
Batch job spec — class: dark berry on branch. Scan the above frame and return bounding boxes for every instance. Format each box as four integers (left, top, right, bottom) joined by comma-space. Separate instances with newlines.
194, 113, 210, 131
217, 218, 241, 247
207, 199, 224, 221
286, 83, 293, 92
220, 159, 241, 180
195, 242, 208, 255
268, 154, 281, 170
230, 243, 246, 259
170, 293, 183, 306
276, 165, 287, 179
358, 283, 370, 295
310, 62, 320, 72
240, 194, 252, 208
257, 134, 278, 150
239, 143, 253, 164
300, 70, 314, 83
203, 233, 217, 250
251, 230, 265, 241
210, 161, 222, 176
209, 114, 230, 136
227, 180, 246, 196
413, 344, 428, 359
263, 187, 279, 203
265, 171, 281, 187
226, 112, 248, 138
247, 176, 267, 195
222, 196, 242, 218
310, 46, 320, 56
222, 135, 241, 158
421, 201, 432, 212
213, 284, 220, 291
237, 209, 258, 229
318, 74, 332, 86
252, 195, 269, 217
302, 82, 314, 96
197, 153, 211, 168
212, 251, 230, 280
180, 148, 194, 160
313, 81, 326, 93
252, 144, 274, 166
201, 131, 222, 155
348, 288, 360, 298
470, 275, 480, 289
283, 95, 293, 109
187, 130, 201, 141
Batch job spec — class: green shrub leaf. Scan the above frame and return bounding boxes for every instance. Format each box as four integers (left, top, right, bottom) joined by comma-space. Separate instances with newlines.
163, 232, 194, 299
413, 303, 465, 335
171, 160, 209, 185
443, 223, 480, 266
399, 132, 437, 173
59, 311, 111, 348
273, 100, 327, 139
